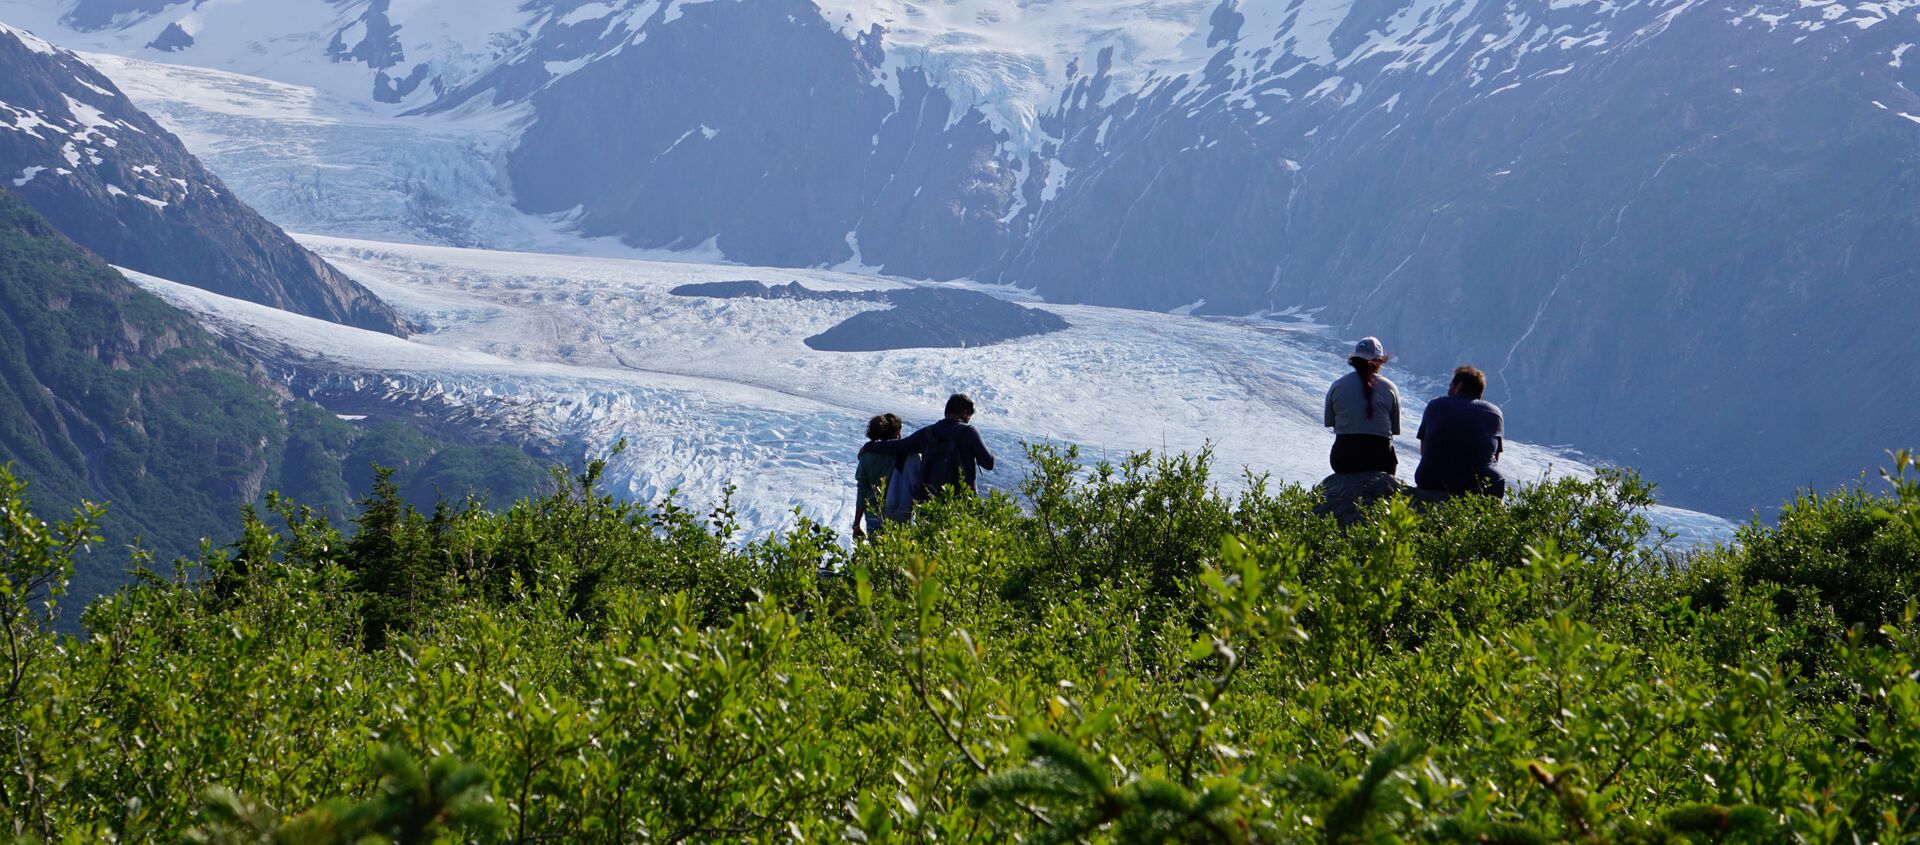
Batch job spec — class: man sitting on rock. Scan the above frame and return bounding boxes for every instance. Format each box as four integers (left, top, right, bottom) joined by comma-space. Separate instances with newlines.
1414, 365, 1507, 498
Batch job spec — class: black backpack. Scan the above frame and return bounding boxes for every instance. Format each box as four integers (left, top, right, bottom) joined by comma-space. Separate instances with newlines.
913, 427, 964, 501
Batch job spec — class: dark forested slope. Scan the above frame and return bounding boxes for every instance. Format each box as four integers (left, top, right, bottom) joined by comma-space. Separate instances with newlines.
0, 189, 538, 606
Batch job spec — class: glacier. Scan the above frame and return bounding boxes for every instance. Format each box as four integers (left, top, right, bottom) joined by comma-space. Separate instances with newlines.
125, 236, 1736, 546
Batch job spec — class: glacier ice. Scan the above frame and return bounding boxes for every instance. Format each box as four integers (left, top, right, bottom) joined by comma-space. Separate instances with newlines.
122, 237, 1735, 547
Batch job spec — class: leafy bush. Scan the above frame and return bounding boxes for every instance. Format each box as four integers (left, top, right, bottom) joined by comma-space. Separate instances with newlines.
1, 447, 1917, 842
1735, 484, 1920, 634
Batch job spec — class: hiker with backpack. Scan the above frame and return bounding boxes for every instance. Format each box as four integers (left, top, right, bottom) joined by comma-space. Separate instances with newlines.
853, 413, 904, 539
860, 394, 996, 517
1323, 336, 1404, 475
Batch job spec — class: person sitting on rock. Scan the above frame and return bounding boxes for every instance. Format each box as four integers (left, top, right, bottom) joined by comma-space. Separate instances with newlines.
1323, 337, 1403, 475
1414, 365, 1507, 498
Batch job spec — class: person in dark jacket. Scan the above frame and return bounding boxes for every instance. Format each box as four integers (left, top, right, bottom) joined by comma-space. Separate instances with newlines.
853, 413, 903, 539
1414, 365, 1507, 497
861, 393, 995, 496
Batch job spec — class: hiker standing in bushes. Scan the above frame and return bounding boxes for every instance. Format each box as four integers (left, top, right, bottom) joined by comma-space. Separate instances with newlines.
862, 393, 996, 500
1323, 336, 1403, 475
853, 413, 904, 539
1414, 365, 1507, 497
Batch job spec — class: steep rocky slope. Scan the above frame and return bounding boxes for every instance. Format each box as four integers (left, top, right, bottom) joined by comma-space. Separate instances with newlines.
0, 21, 406, 333
0, 188, 534, 608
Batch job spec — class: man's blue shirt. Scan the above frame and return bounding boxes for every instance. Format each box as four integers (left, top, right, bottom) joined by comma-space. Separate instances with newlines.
1414, 395, 1505, 494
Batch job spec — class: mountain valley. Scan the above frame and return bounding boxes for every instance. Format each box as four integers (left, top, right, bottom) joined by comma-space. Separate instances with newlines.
1, 0, 1911, 524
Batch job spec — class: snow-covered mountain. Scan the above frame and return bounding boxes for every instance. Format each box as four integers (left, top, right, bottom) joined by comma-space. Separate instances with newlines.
0, 20, 405, 332
5, 0, 1915, 514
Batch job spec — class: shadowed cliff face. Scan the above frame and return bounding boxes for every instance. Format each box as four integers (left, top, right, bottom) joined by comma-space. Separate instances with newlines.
507, 0, 1014, 276
981, 5, 1920, 515
492, 0, 1919, 515
0, 25, 408, 335
57, 0, 174, 31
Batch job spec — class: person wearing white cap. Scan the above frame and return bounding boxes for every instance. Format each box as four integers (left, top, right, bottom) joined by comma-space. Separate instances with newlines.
1323, 336, 1403, 475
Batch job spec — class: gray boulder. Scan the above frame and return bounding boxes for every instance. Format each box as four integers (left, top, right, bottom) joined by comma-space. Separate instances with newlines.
1314, 472, 1406, 526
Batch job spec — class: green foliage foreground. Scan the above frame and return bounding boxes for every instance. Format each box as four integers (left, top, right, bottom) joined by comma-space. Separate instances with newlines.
4, 447, 1920, 843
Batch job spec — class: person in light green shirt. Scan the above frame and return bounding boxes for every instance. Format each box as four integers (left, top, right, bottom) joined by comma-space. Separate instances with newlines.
854, 413, 903, 539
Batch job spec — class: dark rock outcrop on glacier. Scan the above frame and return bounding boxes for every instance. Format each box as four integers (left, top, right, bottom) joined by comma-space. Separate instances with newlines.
143, 21, 190, 51
671, 280, 885, 304
0, 24, 407, 335
670, 280, 1069, 351
804, 289, 1070, 352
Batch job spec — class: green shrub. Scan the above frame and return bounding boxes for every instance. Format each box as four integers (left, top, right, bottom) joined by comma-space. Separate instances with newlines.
1735, 484, 1920, 635
1, 447, 1917, 842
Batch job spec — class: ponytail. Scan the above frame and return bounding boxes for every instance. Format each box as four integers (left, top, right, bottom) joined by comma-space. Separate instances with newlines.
1349, 356, 1383, 419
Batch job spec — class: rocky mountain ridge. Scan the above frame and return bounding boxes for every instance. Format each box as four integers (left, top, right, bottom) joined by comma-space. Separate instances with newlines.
0, 21, 407, 333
